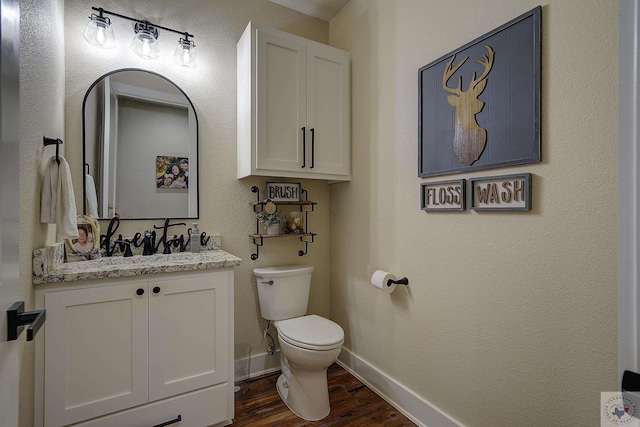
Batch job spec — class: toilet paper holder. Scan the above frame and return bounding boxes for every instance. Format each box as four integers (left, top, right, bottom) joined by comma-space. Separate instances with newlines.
387, 277, 409, 287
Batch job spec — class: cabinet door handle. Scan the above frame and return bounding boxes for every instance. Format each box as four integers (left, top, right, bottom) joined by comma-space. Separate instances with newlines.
310, 128, 315, 169
152, 414, 182, 427
153, 286, 161, 294
136, 288, 144, 296
301, 126, 306, 168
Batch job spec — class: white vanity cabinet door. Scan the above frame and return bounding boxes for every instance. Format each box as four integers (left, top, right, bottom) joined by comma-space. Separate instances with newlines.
238, 22, 351, 181
148, 273, 230, 401
43, 282, 149, 427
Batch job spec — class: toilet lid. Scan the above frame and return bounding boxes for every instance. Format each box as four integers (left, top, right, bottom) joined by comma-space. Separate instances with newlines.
277, 315, 344, 351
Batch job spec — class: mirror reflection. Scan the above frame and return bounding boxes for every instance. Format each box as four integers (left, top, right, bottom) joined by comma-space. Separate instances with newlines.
83, 69, 198, 220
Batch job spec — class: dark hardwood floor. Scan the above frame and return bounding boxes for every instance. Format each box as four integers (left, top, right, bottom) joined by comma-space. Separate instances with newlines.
233, 363, 417, 426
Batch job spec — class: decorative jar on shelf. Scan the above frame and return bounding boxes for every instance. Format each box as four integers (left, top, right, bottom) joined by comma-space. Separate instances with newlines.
257, 208, 287, 236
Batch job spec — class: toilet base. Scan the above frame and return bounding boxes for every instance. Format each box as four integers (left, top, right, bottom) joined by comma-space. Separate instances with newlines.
276, 373, 330, 421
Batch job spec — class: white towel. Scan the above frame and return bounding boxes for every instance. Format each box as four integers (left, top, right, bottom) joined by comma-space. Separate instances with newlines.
85, 174, 99, 218
40, 156, 79, 241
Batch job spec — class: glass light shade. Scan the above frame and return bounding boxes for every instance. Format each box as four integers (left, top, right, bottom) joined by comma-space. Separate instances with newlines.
174, 38, 196, 67
83, 15, 116, 49
131, 24, 160, 59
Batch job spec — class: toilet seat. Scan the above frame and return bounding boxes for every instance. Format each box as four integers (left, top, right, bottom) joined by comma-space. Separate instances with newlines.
277, 315, 344, 351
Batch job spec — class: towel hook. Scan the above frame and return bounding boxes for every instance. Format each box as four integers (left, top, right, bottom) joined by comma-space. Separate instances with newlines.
43, 136, 63, 165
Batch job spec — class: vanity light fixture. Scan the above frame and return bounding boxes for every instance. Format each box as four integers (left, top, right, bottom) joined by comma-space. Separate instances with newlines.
131, 21, 160, 59
174, 34, 196, 68
83, 8, 116, 49
84, 6, 196, 66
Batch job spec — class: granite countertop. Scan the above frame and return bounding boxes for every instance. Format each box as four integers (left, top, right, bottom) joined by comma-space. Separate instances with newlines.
33, 236, 241, 285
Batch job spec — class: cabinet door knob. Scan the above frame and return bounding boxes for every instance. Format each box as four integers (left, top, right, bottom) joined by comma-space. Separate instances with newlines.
153, 286, 161, 294
136, 288, 145, 296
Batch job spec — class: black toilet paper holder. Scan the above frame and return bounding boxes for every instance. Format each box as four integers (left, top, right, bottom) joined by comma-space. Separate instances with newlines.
387, 277, 409, 287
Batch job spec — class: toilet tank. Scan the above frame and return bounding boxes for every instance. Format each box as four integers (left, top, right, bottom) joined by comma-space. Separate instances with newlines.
253, 265, 314, 321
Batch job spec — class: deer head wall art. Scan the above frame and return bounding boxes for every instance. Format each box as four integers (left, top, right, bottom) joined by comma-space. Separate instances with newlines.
442, 45, 494, 167
418, 6, 540, 178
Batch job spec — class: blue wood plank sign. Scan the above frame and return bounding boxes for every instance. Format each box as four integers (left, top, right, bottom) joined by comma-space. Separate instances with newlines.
418, 6, 541, 177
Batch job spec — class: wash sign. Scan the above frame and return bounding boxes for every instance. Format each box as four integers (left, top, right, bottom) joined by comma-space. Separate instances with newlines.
470, 173, 531, 210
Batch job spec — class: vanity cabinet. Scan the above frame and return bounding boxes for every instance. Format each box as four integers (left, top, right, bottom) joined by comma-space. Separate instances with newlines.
237, 22, 351, 181
36, 269, 233, 427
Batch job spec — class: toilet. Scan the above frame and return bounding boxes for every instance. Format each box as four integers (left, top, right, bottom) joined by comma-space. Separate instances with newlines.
253, 265, 344, 421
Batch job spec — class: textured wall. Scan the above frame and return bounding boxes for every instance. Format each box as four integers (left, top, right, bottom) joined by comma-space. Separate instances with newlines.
330, 0, 618, 426
18, 0, 65, 425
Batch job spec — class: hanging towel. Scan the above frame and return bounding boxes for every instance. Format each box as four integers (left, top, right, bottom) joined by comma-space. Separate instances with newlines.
85, 174, 99, 218
40, 156, 79, 241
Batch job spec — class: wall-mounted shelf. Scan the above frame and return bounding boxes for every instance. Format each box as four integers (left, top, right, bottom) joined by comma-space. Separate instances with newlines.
250, 186, 316, 260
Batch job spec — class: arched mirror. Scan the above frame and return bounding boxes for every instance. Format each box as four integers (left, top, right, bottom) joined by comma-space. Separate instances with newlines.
83, 68, 198, 220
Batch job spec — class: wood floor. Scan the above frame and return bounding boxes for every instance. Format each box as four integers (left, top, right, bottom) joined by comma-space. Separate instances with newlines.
233, 363, 417, 426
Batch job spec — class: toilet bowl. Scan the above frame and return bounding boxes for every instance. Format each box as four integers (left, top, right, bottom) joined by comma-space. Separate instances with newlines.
275, 315, 344, 421
253, 265, 344, 421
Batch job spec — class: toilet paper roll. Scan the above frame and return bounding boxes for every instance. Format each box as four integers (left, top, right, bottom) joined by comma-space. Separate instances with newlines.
371, 270, 396, 293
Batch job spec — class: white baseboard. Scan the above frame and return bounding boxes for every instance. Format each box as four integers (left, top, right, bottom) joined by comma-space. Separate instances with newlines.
235, 350, 281, 381
337, 348, 463, 427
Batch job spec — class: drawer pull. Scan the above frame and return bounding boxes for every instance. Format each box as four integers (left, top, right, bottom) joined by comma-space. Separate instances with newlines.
153, 286, 161, 294
136, 288, 145, 296
153, 414, 181, 427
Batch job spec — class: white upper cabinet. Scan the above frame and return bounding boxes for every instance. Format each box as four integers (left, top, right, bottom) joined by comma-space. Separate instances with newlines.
238, 22, 351, 181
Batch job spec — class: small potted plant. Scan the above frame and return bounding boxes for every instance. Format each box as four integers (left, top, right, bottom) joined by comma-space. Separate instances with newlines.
256, 209, 287, 235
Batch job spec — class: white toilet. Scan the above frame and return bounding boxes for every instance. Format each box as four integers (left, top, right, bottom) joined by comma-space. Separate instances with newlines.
253, 265, 344, 421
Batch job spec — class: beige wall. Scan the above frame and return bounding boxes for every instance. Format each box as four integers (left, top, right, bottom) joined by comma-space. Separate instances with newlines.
330, 1, 617, 426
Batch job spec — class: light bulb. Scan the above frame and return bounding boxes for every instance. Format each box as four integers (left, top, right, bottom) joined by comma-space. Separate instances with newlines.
96, 27, 106, 46
142, 39, 151, 57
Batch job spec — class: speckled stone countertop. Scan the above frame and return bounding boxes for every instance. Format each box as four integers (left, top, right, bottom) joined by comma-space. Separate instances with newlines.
33, 235, 241, 285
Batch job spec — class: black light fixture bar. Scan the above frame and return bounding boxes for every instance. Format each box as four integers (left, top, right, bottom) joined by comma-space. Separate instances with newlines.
91, 7, 194, 39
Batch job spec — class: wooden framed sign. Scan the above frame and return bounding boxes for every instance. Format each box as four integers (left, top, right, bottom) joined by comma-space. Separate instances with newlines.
265, 182, 301, 202
470, 173, 531, 210
421, 180, 466, 211
418, 6, 541, 177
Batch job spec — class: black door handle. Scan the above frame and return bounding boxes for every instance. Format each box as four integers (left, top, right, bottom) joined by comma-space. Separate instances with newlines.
136, 288, 145, 296
623, 370, 640, 391
301, 126, 306, 168
153, 286, 161, 294
7, 301, 46, 341
310, 128, 315, 169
